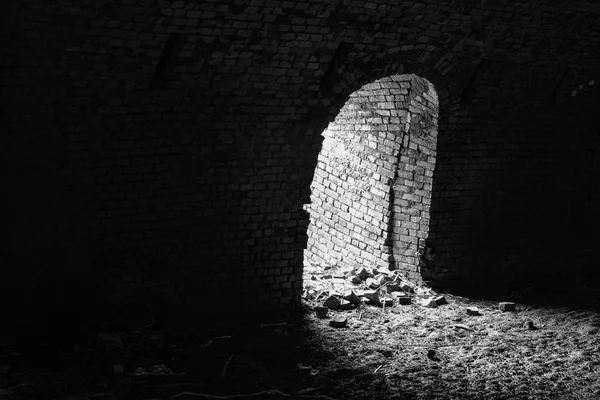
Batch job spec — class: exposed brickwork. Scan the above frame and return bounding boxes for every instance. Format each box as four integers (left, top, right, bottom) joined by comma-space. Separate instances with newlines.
305, 74, 438, 282
1, 0, 599, 331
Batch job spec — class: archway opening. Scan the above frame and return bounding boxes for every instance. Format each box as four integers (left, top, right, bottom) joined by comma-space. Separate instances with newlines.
304, 74, 439, 283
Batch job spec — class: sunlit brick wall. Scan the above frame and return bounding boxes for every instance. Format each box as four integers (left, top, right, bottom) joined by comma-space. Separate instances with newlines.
305, 75, 438, 282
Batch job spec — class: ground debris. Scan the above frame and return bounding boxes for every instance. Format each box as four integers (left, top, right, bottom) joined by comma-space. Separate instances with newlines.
323, 296, 341, 310
303, 262, 451, 312
466, 307, 481, 316
453, 324, 474, 332
342, 291, 361, 306
329, 317, 348, 329
523, 320, 538, 330
130, 364, 181, 377
499, 302, 517, 311
295, 262, 600, 399
315, 307, 328, 318
4, 276, 600, 400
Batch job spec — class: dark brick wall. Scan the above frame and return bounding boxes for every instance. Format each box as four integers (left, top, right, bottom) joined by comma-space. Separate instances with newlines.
1, 0, 599, 332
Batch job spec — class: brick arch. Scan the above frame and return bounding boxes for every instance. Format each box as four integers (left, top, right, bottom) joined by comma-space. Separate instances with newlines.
305, 73, 440, 281
318, 47, 465, 134
298, 48, 463, 201
301, 48, 463, 282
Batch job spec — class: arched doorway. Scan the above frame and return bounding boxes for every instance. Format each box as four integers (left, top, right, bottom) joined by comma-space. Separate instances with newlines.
304, 74, 439, 282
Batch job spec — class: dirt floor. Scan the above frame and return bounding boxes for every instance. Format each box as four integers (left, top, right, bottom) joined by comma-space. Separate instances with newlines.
2, 268, 600, 400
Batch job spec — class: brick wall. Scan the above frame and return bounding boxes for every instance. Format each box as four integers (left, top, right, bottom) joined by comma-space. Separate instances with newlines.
1, 0, 599, 332
305, 74, 438, 282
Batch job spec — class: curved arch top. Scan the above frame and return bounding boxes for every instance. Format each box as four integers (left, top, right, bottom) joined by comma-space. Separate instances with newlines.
305, 73, 440, 281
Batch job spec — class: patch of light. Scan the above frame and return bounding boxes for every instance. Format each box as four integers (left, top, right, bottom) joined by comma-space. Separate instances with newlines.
322, 130, 334, 151
321, 127, 347, 159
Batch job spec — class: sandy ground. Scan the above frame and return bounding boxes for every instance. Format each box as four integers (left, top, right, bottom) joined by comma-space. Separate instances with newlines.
2, 269, 599, 400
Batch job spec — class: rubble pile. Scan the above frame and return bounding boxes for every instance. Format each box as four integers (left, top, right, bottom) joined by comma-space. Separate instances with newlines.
302, 262, 449, 319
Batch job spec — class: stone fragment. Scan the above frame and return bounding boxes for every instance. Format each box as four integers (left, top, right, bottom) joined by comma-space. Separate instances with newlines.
427, 349, 440, 361
306, 290, 318, 300
363, 290, 380, 303
357, 267, 369, 280
499, 302, 516, 311
423, 297, 438, 308
379, 297, 393, 307
370, 276, 382, 287
377, 267, 392, 275
339, 299, 353, 310
323, 296, 341, 310
415, 287, 436, 298
329, 317, 348, 328
366, 278, 379, 289
523, 320, 537, 330
399, 282, 414, 293
466, 307, 481, 316
343, 290, 361, 306
315, 307, 328, 318
360, 297, 371, 305
374, 275, 393, 286
454, 324, 473, 331
384, 284, 402, 294
433, 295, 447, 306
397, 296, 412, 305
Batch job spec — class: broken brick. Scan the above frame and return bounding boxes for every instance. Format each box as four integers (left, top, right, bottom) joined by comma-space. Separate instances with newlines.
315, 307, 328, 318
466, 307, 481, 316
366, 278, 379, 289
433, 295, 447, 306
339, 299, 353, 310
397, 297, 412, 305
499, 302, 516, 311
343, 290, 361, 306
385, 284, 402, 294
399, 282, 415, 293
423, 297, 438, 308
357, 267, 369, 280
329, 317, 348, 328
379, 297, 393, 307
362, 290, 380, 303
323, 296, 341, 310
